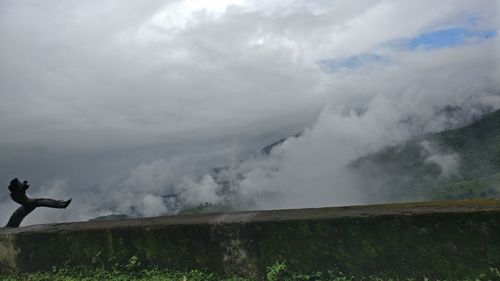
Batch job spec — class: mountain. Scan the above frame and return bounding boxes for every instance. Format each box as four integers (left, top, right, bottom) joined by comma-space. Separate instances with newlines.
351, 109, 500, 201
88, 110, 500, 221
216, 109, 500, 203
433, 109, 500, 178
260, 132, 303, 155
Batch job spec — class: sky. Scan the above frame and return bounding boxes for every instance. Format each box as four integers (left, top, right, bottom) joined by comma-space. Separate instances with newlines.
1, 0, 499, 225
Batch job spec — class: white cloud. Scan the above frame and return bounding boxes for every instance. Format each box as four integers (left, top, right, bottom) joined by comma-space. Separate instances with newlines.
0, 0, 499, 224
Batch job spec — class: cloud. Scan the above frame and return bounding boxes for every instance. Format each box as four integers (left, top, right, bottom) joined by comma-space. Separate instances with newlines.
0, 0, 499, 224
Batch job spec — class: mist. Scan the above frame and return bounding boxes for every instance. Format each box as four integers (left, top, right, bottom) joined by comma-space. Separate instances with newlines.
1, 0, 499, 225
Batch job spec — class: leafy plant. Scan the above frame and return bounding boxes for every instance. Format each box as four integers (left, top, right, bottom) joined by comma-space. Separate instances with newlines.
125, 255, 141, 271
267, 261, 287, 281
91, 250, 103, 267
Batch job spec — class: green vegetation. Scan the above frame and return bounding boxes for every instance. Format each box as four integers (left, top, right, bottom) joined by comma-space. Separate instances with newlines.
89, 214, 130, 222
1, 261, 499, 281
352, 109, 500, 201
430, 172, 500, 200
177, 202, 233, 215
87, 202, 234, 222
0, 268, 243, 281
434, 108, 500, 179
87, 203, 234, 222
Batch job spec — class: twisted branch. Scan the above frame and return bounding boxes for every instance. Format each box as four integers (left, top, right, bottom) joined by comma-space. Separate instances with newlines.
5, 178, 71, 227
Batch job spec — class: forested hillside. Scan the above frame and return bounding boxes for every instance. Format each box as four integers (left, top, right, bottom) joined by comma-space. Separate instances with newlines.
352, 109, 500, 201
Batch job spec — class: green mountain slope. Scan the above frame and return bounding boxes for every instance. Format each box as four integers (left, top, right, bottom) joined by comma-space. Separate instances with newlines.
352, 109, 500, 200
430, 172, 500, 200
434, 109, 500, 178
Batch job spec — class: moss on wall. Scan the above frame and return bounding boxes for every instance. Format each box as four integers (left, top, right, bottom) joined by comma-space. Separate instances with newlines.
250, 212, 500, 278
0, 234, 16, 271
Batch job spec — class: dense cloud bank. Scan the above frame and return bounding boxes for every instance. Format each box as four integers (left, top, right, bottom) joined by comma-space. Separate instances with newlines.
0, 0, 499, 224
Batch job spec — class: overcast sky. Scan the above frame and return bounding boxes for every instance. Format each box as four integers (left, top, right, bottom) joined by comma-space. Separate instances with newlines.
1, 0, 499, 225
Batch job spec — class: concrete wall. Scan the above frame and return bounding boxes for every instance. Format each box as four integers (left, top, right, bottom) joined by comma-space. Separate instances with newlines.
1, 200, 500, 279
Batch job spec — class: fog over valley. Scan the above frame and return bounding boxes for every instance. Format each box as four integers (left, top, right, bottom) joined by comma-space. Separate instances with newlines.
1, 0, 499, 225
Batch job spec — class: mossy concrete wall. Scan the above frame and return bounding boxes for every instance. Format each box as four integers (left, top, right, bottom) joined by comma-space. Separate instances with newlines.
1, 200, 500, 279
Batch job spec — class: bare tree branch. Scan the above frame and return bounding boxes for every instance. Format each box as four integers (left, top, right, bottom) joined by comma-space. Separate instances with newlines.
4, 178, 71, 227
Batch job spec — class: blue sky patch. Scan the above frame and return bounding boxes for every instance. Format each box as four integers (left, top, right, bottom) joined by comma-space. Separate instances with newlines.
395, 27, 496, 50
319, 53, 388, 73
319, 16, 496, 74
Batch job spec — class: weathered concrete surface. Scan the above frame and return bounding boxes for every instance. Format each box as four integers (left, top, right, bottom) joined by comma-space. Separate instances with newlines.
1, 200, 500, 279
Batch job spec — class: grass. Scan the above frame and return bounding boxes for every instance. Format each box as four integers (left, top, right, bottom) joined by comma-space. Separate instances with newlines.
0, 268, 246, 281
1, 262, 499, 281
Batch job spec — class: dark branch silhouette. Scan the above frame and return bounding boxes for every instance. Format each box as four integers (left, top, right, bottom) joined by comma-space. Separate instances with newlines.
5, 178, 71, 227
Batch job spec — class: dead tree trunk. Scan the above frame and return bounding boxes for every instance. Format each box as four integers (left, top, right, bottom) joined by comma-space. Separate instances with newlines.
6, 204, 37, 228
5, 178, 71, 227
